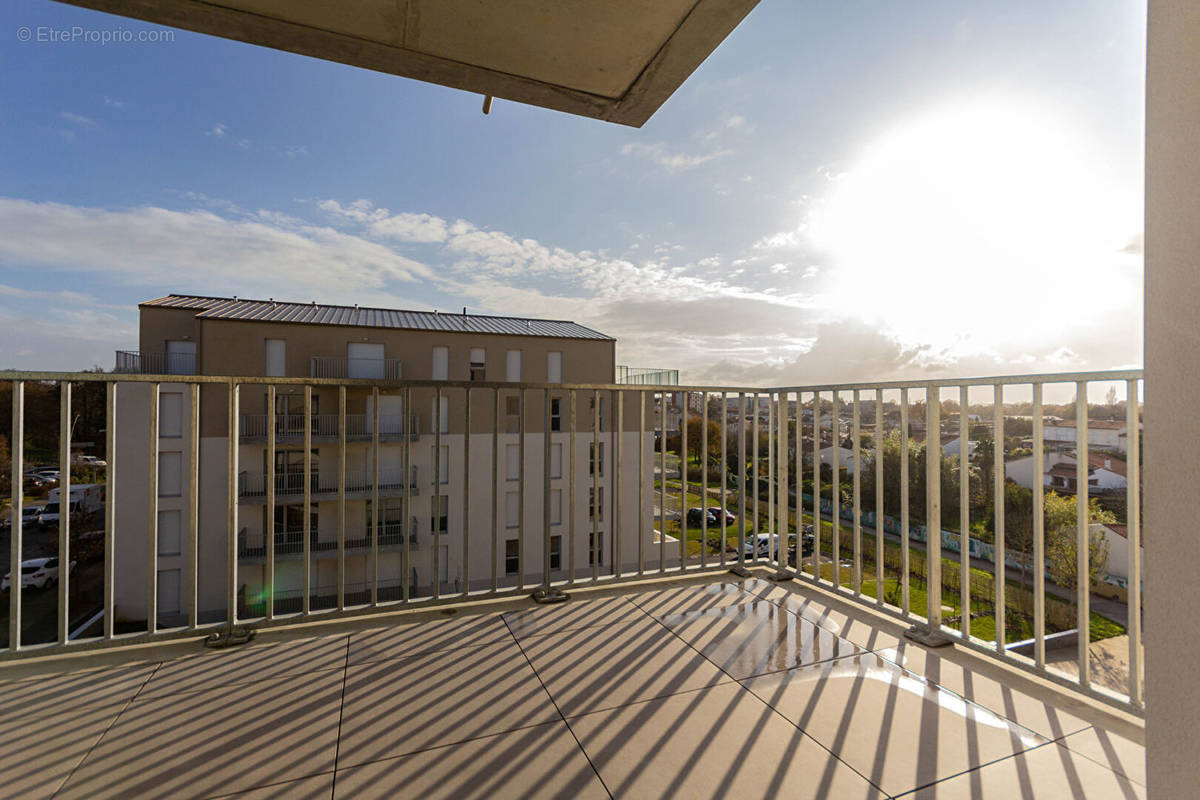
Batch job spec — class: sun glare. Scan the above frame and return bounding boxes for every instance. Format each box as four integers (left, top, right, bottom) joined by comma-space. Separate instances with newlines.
808, 99, 1140, 357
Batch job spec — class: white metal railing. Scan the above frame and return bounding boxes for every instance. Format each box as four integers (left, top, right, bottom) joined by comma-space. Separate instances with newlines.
616, 365, 680, 385
238, 413, 417, 439
310, 356, 402, 380
113, 350, 196, 375
0, 369, 1144, 717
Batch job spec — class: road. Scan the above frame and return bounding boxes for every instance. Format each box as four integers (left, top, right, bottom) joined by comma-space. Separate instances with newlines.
0, 525, 106, 648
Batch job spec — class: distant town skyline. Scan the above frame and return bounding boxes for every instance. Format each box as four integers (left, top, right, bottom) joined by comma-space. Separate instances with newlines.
0, 0, 1144, 386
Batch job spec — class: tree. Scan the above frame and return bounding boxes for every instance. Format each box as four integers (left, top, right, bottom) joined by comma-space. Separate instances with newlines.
684, 415, 722, 468
1044, 493, 1114, 591
1105, 386, 1118, 408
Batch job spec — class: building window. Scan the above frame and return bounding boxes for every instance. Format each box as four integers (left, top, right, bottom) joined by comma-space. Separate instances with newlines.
550, 443, 562, 479
159, 392, 183, 438
547, 352, 562, 384
589, 486, 604, 521
432, 346, 449, 380
590, 442, 605, 476
551, 489, 562, 525
506, 444, 520, 481
157, 510, 181, 556
264, 339, 286, 377
431, 495, 448, 534
505, 395, 520, 434
506, 491, 519, 529
551, 398, 562, 432
157, 569, 181, 616
506, 350, 522, 382
589, 532, 603, 567
550, 535, 562, 571
505, 539, 520, 576
469, 348, 486, 381
158, 452, 182, 497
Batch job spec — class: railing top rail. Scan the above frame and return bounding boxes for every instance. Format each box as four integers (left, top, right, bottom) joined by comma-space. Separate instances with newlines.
0, 368, 1143, 393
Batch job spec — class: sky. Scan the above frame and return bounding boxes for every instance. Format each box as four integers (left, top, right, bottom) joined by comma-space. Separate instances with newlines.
0, 0, 1146, 388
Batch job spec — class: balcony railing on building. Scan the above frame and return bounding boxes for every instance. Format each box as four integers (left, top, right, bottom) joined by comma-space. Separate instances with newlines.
237, 522, 417, 560
311, 356, 402, 380
616, 365, 679, 385
113, 350, 196, 375
238, 413, 419, 441
237, 467, 418, 499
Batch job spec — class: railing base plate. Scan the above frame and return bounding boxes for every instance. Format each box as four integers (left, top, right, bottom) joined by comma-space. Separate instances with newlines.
903, 624, 955, 648
531, 588, 570, 605
767, 570, 793, 582
204, 628, 257, 649
728, 565, 753, 578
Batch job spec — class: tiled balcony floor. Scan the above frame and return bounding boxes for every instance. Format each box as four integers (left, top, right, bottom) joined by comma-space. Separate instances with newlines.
1, 573, 1146, 799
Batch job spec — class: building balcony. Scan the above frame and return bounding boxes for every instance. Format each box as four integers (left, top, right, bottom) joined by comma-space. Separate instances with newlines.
310, 355, 402, 380
238, 412, 420, 442
237, 523, 418, 560
113, 349, 196, 375
237, 467, 418, 502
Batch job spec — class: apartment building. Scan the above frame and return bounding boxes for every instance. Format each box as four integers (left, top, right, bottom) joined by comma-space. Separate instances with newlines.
112, 294, 657, 624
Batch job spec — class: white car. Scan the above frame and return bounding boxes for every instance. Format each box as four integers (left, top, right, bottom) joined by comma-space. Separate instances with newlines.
2, 557, 75, 591
742, 533, 781, 558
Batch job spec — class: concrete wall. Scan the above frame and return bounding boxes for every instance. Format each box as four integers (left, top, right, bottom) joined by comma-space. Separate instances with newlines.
1145, 0, 1200, 794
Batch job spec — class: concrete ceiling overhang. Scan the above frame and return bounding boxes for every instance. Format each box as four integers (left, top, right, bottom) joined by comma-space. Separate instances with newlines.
54, 0, 761, 127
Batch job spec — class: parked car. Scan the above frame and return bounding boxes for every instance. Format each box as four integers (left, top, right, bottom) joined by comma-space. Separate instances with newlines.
21, 505, 45, 527
1, 557, 74, 591
77, 456, 107, 467
707, 507, 737, 525
685, 508, 718, 526
743, 533, 780, 558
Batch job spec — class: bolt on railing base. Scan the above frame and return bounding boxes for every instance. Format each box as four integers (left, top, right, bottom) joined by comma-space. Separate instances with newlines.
903, 624, 955, 648
728, 564, 753, 578
531, 588, 570, 605
767, 569, 793, 582
204, 627, 257, 649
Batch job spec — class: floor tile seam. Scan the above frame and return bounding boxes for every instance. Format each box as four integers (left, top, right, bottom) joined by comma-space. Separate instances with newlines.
346, 635, 519, 667
50, 660, 164, 799
333, 718, 569, 772
557, 677, 743, 721
500, 614, 615, 800
510, 614, 662, 644
328, 636, 351, 799
135, 663, 348, 700
201, 769, 335, 799
886, 735, 1081, 798
735, 655, 892, 796
1055, 727, 1147, 787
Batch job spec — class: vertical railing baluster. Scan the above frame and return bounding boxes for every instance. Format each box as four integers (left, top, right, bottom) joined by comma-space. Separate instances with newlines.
338, 385, 346, 609
993, 385, 1006, 653
541, 387, 552, 595
188, 383, 199, 629
812, 392, 821, 581
732, 392, 749, 578
1076, 381, 1090, 689
680, 392, 688, 571
569, 390, 577, 585
227, 382, 239, 632
779, 392, 790, 575
9, 381, 23, 651
638, 390, 645, 577
700, 392, 708, 570
960, 386, 970, 640
767, 393, 775, 565
832, 391, 840, 589
303, 385, 312, 615
58, 381, 71, 645
657, 391, 664, 574
912, 388, 946, 644
266, 384, 275, 620
104, 382, 115, 639
403, 386, 412, 603
852, 390, 861, 595
147, 382, 159, 634
900, 388, 910, 615
615, 389, 623, 580
875, 390, 884, 603
492, 389, 499, 592
462, 386, 471, 597
519, 389, 526, 589
595, 389, 603, 581
371, 387, 380, 605
1126, 378, 1142, 707
434, 386, 442, 599
1033, 383, 1046, 668
720, 391, 728, 566
752, 393, 759, 564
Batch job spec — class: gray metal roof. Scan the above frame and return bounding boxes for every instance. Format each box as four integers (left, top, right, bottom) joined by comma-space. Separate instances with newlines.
140, 295, 614, 340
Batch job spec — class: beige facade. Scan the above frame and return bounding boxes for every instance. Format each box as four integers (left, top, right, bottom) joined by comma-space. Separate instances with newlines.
115, 296, 659, 622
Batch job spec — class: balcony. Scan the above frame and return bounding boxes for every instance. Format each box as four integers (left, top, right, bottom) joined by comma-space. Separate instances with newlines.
238, 412, 419, 442
113, 349, 196, 375
0, 368, 1146, 798
311, 355, 402, 380
237, 523, 418, 560
237, 467, 418, 502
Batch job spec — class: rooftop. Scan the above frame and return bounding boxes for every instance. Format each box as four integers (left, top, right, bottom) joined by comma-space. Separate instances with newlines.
141, 294, 614, 340
2, 572, 1145, 799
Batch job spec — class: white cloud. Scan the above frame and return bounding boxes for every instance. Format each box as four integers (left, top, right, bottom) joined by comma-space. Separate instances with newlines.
319, 199, 448, 243
619, 142, 732, 171
206, 123, 227, 138
103, 96, 127, 109
59, 112, 96, 128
